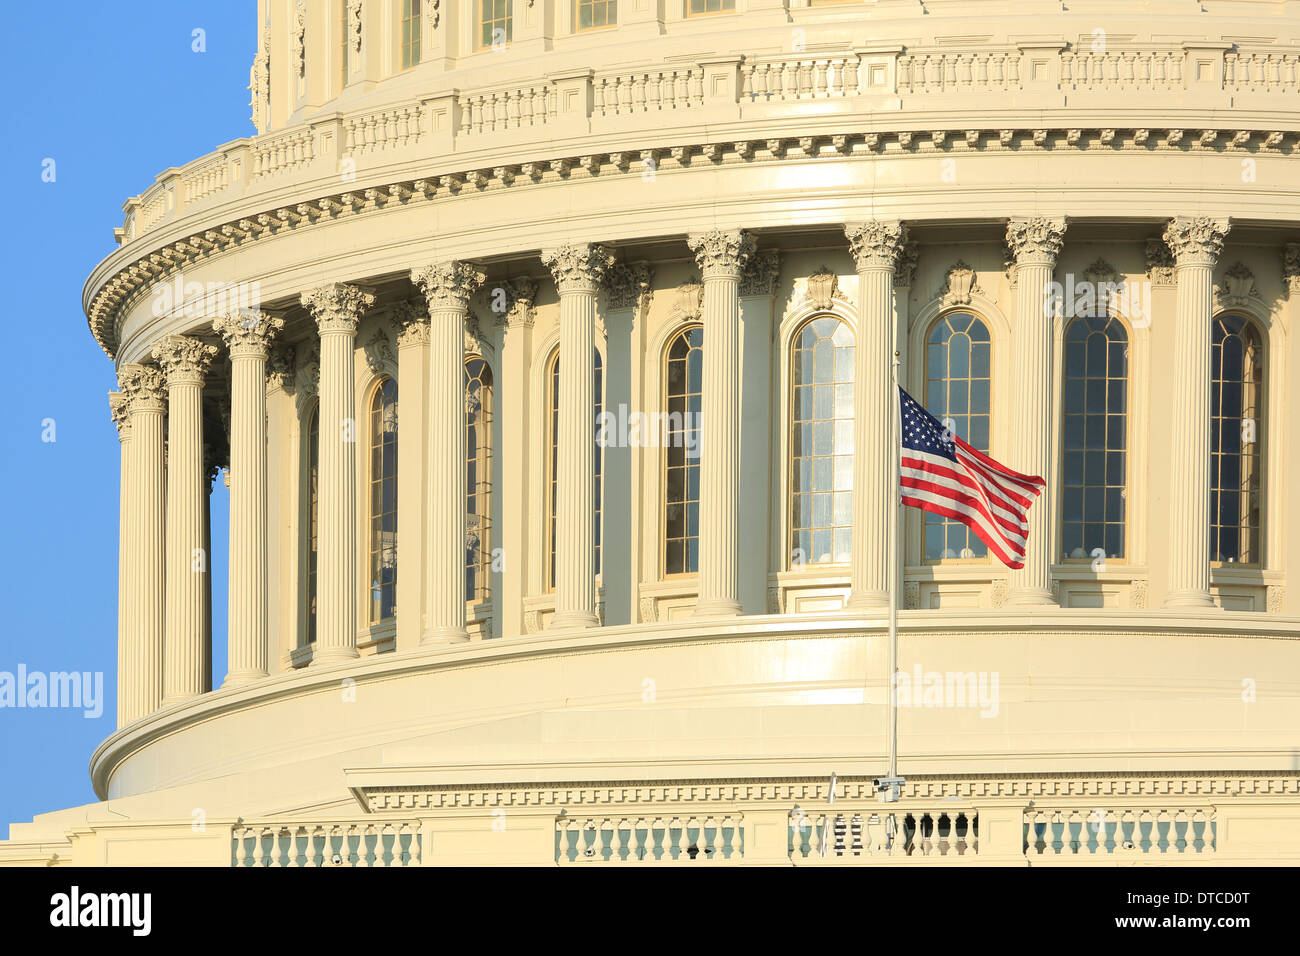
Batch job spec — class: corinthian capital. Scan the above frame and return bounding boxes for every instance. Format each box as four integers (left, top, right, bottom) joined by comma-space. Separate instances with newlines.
1284, 242, 1300, 296
392, 297, 431, 348
118, 363, 168, 413
844, 220, 909, 271
151, 334, 218, 386
1163, 216, 1231, 268
541, 243, 616, 293
687, 229, 756, 279
108, 391, 130, 439
213, 311, 285, 357
739, 250, 782, 297
300, 283, 376, 334
411, 261, 486, 312
1005, 217, 1069, 266
488, 277, 540, 328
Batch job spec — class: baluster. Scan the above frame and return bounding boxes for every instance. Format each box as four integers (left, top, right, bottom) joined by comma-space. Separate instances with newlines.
234, 828, 248, 866
268, 828, 283, 867
338, 825, 353, 867
409, 823, 422, 866
251, 827, 266, 867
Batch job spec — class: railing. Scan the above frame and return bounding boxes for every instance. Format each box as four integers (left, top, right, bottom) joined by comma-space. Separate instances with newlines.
1025, 808, 1216, 856
790, 810, 978, 861
556, 814, 744, 863
232, 821, 422, 866
115, 43, 1299, 246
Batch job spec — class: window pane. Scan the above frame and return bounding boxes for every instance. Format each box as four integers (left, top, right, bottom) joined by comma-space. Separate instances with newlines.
790, 316, 853, 567
1210, 315, 1263, 564
368, 379, 399, 623
1061, 315, 1127, 559
924, 313, 991, 560
664, 326, 703, 574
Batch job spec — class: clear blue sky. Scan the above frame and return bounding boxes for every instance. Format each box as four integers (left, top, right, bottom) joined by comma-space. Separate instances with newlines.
0, 2, 254, 834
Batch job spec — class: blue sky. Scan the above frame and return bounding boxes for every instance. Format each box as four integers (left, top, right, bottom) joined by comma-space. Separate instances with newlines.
0, 2, 254, 834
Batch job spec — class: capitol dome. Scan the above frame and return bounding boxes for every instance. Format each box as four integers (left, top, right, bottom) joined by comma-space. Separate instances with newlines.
4, 0, 1300, 866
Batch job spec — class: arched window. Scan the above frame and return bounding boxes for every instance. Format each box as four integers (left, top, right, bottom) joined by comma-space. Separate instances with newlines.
368, 378, 398, 624
307, 404, 320, 644
466, 357, 494, 601
1062, 314, 1127, 560
924, 312, 992, 560
547, 348, 603, 590
664, 326, 703, 575
1211, 314, 1264, 564
790, 315, 854, 567
400, 0, 422, 68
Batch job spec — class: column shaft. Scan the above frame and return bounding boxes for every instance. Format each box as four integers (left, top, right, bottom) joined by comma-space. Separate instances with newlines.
844, 222, 907, 610
1164, 216, 1230, 607
109, 393, 133, 729
1005, 217, 1068, 605
155, 336, 215, 704
688, 230, 754, 617
394, 302, 430, 651
542, 245, 613, 629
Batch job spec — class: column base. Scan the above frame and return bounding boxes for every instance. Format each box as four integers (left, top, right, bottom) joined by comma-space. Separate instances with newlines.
221, 669, 268, 688
160, 692, 199, 708
693, 598, 743, 618
844, 589, 890, 611
1003, 588, 1057, 607
1163, 589, 1217, 610
549, 610, 599, 630
421, 626, 470, 645
308, 646, 360, 666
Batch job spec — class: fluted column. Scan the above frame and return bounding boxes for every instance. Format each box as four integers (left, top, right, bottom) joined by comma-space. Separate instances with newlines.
118, 364, 167, 722
686, 230, 755, 616
215, 312, 282, 682
844, 221, 908, 610
494, 279, 540, 638
411, 262, 484, 644
153, 335, 217, 704
392, 299, 431, 651
542, 243, 614, 629
301, 285, 375, 663
1005, 216, 1068, 605
108, 392, 133, 728
1164, 216, 1231, 608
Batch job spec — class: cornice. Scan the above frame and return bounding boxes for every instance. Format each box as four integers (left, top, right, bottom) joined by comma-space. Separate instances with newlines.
86, 125, 1300, 359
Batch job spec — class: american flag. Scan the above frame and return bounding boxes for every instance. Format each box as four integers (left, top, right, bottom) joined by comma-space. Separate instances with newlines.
899, 387, 1045, 569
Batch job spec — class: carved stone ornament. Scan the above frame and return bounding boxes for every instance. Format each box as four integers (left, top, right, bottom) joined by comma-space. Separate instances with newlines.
364, 327, 397, 373
293, 0, 307, 77
687, 229, 756, 279
668, 277, 704, 323
844, 220, 908, 271
489, 277, 540, 329
427, 0, 441, 30
802, 266, 842, 311
348, 0, 363, 53
151, 334, 218, 385
541, 243, 616, 293
1283, 243, 1300, 297
1162, 216, 1231, 267
248, 24, 271, 134
739, 250, 781, 297
1217, 261, 1258, 306
894, 241, 920, 288
393, 298, 431, 348
941, 261, 979, 306
1131, 579, 1149, 610
1267, 585, 1285, 615
300, 283, 377, 335
267, 343, 297, 390
213, 310, 285, 357
118, 363, 168, 413
605, 262, 654, 312
411, 261, 486, 312
299, 341, 322, 392
108, 391, 130, 438
1005, 216, 1068, 266
1145, 238, 1177, 287
1082, 258, 1121, 287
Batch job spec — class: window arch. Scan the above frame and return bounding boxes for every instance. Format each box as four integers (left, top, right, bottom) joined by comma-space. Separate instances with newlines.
546, 348, 604, 590
306, 403, 320, 645
664, 325, 703, 575
790, 315, 854, 567
923, 312, 992, 560
1061, 314, 1128, 561
367, 378, 399, 624
1211, 314, 1264, 565
466, 357, 494, 601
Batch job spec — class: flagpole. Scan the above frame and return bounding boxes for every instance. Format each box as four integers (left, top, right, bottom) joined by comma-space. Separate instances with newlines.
887, 350, 900, 784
